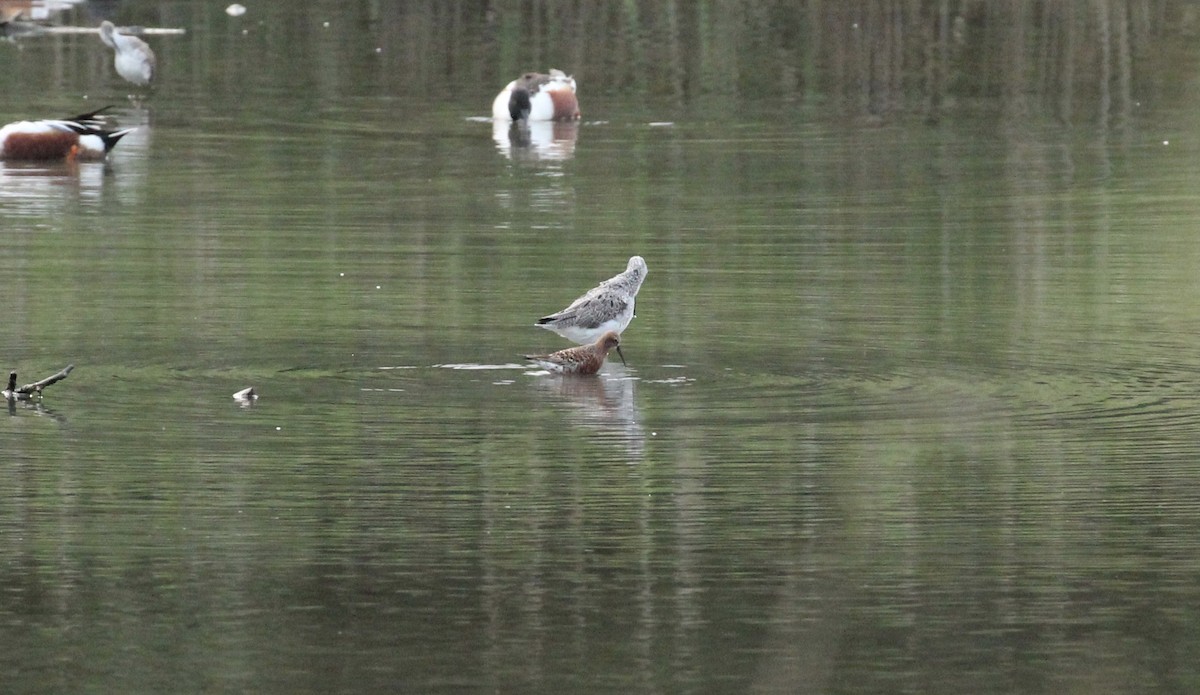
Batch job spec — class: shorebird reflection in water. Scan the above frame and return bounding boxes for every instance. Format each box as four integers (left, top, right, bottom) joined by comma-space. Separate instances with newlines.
536, 256, 648, 345
525, 331, 624, 376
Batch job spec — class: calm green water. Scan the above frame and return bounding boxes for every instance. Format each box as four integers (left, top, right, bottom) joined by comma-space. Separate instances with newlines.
3, 2, 1200, 693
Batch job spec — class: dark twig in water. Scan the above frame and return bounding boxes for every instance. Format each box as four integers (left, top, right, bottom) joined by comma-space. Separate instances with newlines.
4, 364, 74, 399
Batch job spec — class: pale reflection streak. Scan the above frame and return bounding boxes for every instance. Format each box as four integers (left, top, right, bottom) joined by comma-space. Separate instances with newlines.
483, 117, 578, 226
528, 366, 645, 460
6, 399, 65, 421
0, 161, 108, 213
101, 117, 151, 204
491, 119, 578, 162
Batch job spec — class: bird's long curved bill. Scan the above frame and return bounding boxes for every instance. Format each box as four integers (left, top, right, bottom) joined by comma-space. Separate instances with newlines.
615, 345, 627, 366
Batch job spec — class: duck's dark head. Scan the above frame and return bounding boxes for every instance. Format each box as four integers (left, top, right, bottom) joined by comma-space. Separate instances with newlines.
508, 87, 532, 122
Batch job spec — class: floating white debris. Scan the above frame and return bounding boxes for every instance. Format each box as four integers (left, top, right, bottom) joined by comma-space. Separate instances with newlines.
233, 386, 257, 401
647, 376, 694, 384
226, 4, 247, 17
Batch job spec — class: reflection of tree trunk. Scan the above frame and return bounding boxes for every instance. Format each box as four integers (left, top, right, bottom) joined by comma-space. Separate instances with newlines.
864, 0, 902, 117
868, 1, 886, 114
1114, 0, 1133, 128
1060, 3, 1077, 122
804, 0, 822, 103
867, 1, 888, 114
698, 0, 739, 95
621, 0, 644, 93
1097, 0, 1112, 129
1003, 0, 1031, 123
342, 0, 1186, 120
923, 0, 951, 122
749, 568, 847, 695
889, 0, 903, 115
666, 0, 686, 103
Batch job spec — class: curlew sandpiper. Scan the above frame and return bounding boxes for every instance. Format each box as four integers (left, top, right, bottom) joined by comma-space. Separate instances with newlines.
525, 331, 624, 375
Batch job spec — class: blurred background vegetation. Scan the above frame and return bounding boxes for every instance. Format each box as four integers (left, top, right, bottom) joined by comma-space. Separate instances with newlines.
361, 0, 1193, 122
4, 0, 1193, 126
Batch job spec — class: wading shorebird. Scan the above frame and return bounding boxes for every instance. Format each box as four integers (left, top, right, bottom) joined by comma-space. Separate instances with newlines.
525, 331, 624, 375
536, 256, 648, 345
0, 108, 134, 162
492, 69, 580, 123
99, 20, 156, 87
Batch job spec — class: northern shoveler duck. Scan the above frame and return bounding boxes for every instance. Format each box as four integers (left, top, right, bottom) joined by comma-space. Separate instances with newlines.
0, 108, 134, 162
525, 331, 625, 375
99, 20, 156, 87
492, 69, 580, 123
535, 256, 648, 345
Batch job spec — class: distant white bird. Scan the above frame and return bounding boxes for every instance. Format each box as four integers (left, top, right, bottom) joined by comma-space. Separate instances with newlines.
99, 20, 156, 87
492, 69, 580, 122
535, 256, 648, 345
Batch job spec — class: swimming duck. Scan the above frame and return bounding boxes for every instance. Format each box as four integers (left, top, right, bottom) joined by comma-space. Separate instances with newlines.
492, 69, 580, 122
0, 108, 134, 161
